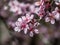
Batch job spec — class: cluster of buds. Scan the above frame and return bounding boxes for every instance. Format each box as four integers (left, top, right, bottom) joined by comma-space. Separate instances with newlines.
6, 0, 60, 37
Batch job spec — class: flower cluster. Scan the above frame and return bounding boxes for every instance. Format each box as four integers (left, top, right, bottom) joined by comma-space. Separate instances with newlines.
7, 0, 60, 37
45, 7, 60, 24
14, 13, 40, 37
8, 0, 40, 15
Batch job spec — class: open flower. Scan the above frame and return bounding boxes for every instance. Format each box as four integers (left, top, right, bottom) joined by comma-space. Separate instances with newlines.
29, 22, 39, 37
45, 13, 55, 24
52, 7, 60, 20
14, 17, 29, 34
29, 28, 39, 37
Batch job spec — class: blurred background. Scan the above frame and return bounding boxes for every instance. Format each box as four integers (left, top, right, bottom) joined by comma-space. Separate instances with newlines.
0, 0, 60, 45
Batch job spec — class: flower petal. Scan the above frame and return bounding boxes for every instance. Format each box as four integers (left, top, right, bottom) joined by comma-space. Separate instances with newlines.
51, 19, 55, 24
30, 15, 34, 19
34, 29, 39, 34
29, 31, 33, 37
14, 27, 21, 32
15, 21, 20, 26
18, 18, 22, 22
45, 17, 50, 22
22, 16, 26, 21
55, 13, 60, 20
24, 28, 28, 34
